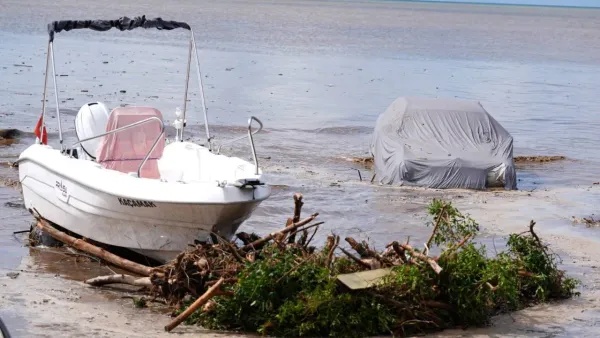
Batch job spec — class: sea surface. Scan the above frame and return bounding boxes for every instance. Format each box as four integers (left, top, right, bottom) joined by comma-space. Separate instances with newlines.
1, 0, 600, 335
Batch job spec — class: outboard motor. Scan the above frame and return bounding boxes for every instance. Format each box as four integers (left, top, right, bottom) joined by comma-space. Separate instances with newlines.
74, 102, 110, 160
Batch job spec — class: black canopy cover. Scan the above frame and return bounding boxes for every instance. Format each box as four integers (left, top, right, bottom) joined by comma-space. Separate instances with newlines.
48, 15, 190, 41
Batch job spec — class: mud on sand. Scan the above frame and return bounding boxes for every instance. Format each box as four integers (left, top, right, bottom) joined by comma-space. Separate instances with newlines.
513, 156, 567, 164
343, 155, 568, 170
0, 269, 241, 338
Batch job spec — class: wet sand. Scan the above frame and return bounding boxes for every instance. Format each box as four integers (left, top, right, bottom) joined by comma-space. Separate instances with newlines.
3, 186, 600, 337
2, 0, 600, 336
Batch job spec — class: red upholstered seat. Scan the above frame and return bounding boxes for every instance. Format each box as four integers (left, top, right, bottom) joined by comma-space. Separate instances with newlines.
96, 107, 165, 179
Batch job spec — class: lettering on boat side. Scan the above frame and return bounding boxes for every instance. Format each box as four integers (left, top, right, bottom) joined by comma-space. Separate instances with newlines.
118, 197, 157, 208
55, 180, 68, 202
55, 180, 67, 196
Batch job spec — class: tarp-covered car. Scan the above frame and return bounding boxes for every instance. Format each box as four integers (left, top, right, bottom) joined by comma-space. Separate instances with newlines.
370, 97, 516, 190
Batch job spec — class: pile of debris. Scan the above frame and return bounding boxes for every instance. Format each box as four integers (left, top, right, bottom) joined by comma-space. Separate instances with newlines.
572, 215, 600, 227
344, 155, 567, 169
513, 155, 566, 163
33, 194, 579, 337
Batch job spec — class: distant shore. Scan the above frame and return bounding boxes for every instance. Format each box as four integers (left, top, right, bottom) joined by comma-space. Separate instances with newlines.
395, 0, 600, 9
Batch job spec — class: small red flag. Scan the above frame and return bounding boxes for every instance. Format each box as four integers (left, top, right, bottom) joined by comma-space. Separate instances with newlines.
34, 114, 48, 145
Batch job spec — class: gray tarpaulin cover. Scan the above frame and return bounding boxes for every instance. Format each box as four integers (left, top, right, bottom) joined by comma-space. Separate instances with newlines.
370, 97, 516, 190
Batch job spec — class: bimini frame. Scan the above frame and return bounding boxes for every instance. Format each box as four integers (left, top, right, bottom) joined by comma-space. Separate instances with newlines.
41, 16, 211, 152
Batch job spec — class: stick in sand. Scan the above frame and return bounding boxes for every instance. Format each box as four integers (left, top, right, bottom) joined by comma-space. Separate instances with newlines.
288, 193, 304, 244
85, 274, 152, 287
36, 218, 153, 277
164, 277, 225, 332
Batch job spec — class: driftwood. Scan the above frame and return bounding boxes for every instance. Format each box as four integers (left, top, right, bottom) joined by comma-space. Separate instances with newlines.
325, 235, 340, 268
345, 237, 369, 258
235, 232, 255, 245
389, 241, 407, 264
304, 224, 319, 248
288, 222, 323, 245
35, 218, 153, 277
339, 247, 372, 269
287, 193, 303, 244
293, 193, 303, 223
345, 237, 388, 265
240, 213, 319, 251
212, 233, 246, 263
360, 257, 382, 270
400, 243, 442, 274
426, 205, 447, 248
164, 277, 225, 332
289, 193, 307, 241
85, 274, 152, 287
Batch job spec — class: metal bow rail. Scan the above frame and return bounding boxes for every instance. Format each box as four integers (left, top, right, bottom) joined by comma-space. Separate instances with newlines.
215, 116, 264, 175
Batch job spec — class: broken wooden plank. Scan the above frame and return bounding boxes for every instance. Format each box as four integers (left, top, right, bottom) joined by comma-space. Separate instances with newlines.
337, 268, 392, 290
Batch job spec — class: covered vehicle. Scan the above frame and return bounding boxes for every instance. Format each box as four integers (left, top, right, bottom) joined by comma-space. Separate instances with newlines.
370, 97, 516, 190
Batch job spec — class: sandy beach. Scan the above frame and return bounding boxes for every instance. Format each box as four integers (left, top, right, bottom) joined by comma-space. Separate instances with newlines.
3, 185, 600, 337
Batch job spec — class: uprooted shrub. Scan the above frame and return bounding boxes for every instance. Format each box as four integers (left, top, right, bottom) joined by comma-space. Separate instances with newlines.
174, 199, 579, 337
183, 246, 396, 337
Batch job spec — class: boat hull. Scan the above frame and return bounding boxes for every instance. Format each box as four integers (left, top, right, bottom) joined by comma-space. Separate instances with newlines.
18, 144, 270, 262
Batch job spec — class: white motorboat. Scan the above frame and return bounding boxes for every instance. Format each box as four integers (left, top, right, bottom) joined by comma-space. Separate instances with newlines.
17, 16, 271, 262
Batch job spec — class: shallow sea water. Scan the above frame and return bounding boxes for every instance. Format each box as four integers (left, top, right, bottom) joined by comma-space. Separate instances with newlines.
1, 0, 600, 336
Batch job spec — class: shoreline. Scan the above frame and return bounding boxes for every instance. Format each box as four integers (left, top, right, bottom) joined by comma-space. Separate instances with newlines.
2, 185, 600, 336
393, 0, 600, 10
